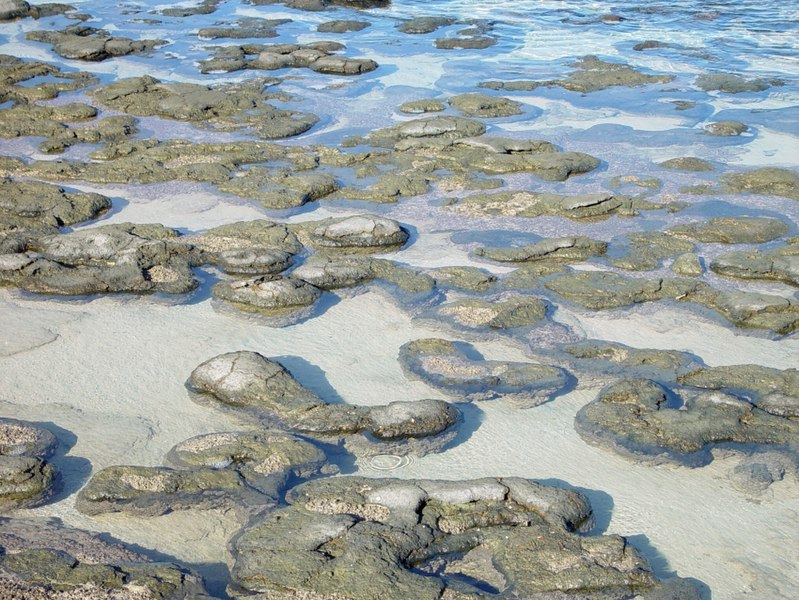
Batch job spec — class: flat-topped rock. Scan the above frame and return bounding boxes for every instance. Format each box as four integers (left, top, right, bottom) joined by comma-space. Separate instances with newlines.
0, 419, 58, 510
705, 120, 748, 136
695, 72, 777, 93
398, 16, 454, 34
399, 338, 568, 407
212, 276, 322, 324
448, 92, 522, 118
317, 19, 370, 33
720, 167, 799, 200
27, 25, 165, 61
565, 341, 700, 380
434, 294, 547, 330
668, 216, 789, 244
609, 231, 695, 271
710, 245, 799, 287
229, 475, 700, 599
448, 191, 645, 220
659, 156, 714, 171
475, 236, 607, 264
299, 214, 409, 251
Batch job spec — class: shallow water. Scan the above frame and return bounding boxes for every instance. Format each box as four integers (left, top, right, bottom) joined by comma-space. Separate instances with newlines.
1, 0, 798, 598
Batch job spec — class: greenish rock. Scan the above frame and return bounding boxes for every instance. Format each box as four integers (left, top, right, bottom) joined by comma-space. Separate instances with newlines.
668, 216, 789, 244
351, 115, 486, 149
428, 265, 497, 291
26, 25, 165, 61
0, 101, 97, 139
218, 168, 339, 208
710, 245, 799, 287
212, 275, 322, 324
720, 167, 799, 200
475, 236, 607, 264
433, 294, 547, 330
91, 76, 318, 139
610, 231, 695, 271
545, 271, 699, 310
449, 191, 643, 220
294, 214, 409, 251
434, 35, 496, 49
241, 42, 378, 75
671, 252, 704, 276
161, 0, 219, 16
398, 16, 455, 34
190, 219, 304, 258
0, 56, 97, 103
659, 156, 714, 171
0, 0, 30, 21
481, 55, 673, 93
317, 20, 370, 33
187, 351, 461, 457
694, 73, 777, 93
198, 17, 290, 39
448, 92, 522, 118
683, 285, 799, 334
0, 178, 111, 233
0, 222, 197, 296
564, 341, 699, 380
705, 120, 748, 136
0, 418, 57, 458
0, 456, 55, 511
398, 98, 445, 114
399, 338, 568, 407
576, 377, 799, 466
333, 169, 432, 202
229, 475, 699, 599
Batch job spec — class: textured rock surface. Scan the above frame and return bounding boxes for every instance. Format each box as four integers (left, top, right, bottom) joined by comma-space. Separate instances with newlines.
0, 419, 58, 510
720, 167, 799, 200
448, 92, 522, 118
475, 236, 607, 264
433, 294, 547, 330
710, 243, 799, 287
297, 214, 409, 251
229, 476, 699, 599
399, 338, 568, 406
668, 217, 789, 244
26, 25, 165, 61
212, 276, 322, 324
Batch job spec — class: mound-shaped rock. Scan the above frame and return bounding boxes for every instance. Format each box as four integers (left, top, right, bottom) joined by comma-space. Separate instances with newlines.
564, 341, 701, 381
575, 377, 799, 466
695, 73, 777, 93
399, 338, 568, 407
297, 214, 409, 251
449, 191, 644, 219
229, 476, 700, 599
26, 25, 165, 61
317, 20, 370, 33
433, 294, 547, 330
0, 419, 58, 510
720, 167, 799, 200
659, 156, 714, 171
668, 216, 789, 244
710, 244, 799, 287
448, 92, 522, 118
212, 276, 322, 325
609, 231, 695, 271
475, 236, 607, 264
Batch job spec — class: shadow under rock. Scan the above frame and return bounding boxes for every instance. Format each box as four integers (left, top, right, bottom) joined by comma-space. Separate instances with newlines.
536, 479, 614, 535
442, 401, 484, 451
273, 355, 345, 404
34, 421, 92, 504
625, 534, 712, 600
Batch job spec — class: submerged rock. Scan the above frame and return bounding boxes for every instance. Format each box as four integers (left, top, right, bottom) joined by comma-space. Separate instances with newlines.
609, 231, 695, 271
710, 244, 799, 287
198, 17, 290, 39
448, 191, 646, 219
668, 216, 789, 244
695, 72, 777, 93
0, 56, 97, 103
475, 236, 607, 264
398, 16, 454, 34
576, 377, 799, 466
705, 120, 748, 136
434, 35, 497, 49
730, 452, 795, 496
1, 223, 197, 296
26, 25, 165, 61
229, 475, 700, 599
659, 156, 714, 172
720, 167, 799, 200
0, 518, 213, 598
187, 351, 461, 457
433, 294, 547, 330
399, 338, 568, 407
448, 92, 522, 118
0, 419, 58, 511
317, 20, 370, 33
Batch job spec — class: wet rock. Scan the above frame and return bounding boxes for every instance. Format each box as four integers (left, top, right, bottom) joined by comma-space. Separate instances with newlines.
448, 190, 639, 220
187, 351, 460, 457
671, 252, 704, 276
633, 40, 672, 51
448, 92, 522, 118
1, 222, 197, 296
212, 275, 322, 324
545, 271, 699, 310
610, 231, 695, 271
218, 168, 339, 208
695, 73, 777, 93
705, 120, 748, 136
683, 285, 799, 334
317, 20, 370, 33
398, 16, 454, 34
298, 214, 409, 251
230, 475, 699, 599
659, 156, 714, 171
198, 17, 290, 39
463, 150, 601, 180
333, 169, 433, 202
0, 178, 111, 233
433, 294, 547, 330
0, 102, 98, 140
91, 76, 318, 139
576, 377, 799, 466
246, 42, 378, 75
669, 216, 789, 244
720, 167, 799, 200
399, 338, 568, 407
352, 115, 486, 148
475, 236, 607, 264
190, 219, 303, 260
0, 419, 58, 510
564, 341, 699, 380
730, 452, 794, 495
0, 56, 97, 103
0, 0, 30, 21
501, 262, 568, 289
26, 25, 165, 61
398, 98, 445, 114
38, 114, 138, 154
161, 0, 219, 16
434, 35, 496, 49
428, 265, 496, 291
0, 519, 213, 598
481, 55, 673, 93
710, 245, 799, 287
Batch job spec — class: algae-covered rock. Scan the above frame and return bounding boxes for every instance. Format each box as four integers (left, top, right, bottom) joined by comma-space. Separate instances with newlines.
245, 42, 378, 75
0, 178, 110, 233
0, 0, 30, 21
448, 92, 522, 118
710, 246, 799, 287
434, 35, 496, 49
695, 73, 776, 93
398, 98, 445, 114
1, 223, 197, 296
545, 271, 699, 310
352, 115, 486, 148
26, 25, 165, 61
229, 475, 699, 599
705, 120, 748, 136
198, 17, 290, 39
317, 19, 370, 33
610, 231, 695, 271
428, 265, 497, 291
298, 214, 409, 251
669, 216, 789, 244
218, 168, 339, 208
659, 156, 714, 172
720, 167, 799, 200
399, 338, 568, 406
434, 294, 547, 330
671, 252, 704, 276
575, 377, 799, 466
682, 285, 799, 334
0, 418, 58, 510
191, 219, 303, 255
449, 191, 641, 220
481, 55, 673, 93
212, 276, 322, 324
475, 236, 607, 264
564, 341, 700, 380
398, 16, 454, 34
187, 351, 461, 457
0, 418, 57, 458
0, 56, 97, 103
